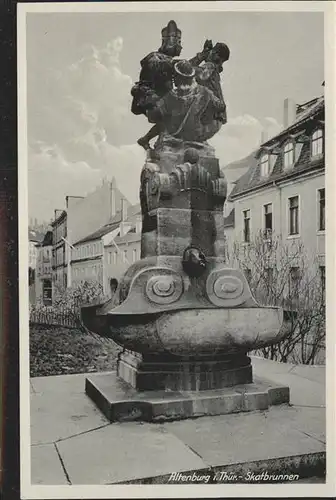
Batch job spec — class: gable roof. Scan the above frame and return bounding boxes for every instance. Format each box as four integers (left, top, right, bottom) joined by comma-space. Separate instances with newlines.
42, 230, 53, 247
50, 210, 67, 227
229, 96, 324, 200
74, 203, 141, 245
28, 229, 45, 243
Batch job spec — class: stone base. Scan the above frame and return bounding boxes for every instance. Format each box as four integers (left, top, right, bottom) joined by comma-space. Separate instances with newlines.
117, 350, 253, 391
85, 371, 290, 423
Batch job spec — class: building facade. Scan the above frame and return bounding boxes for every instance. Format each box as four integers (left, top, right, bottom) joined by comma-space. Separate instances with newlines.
103, 213, 142, 296
35, 230, 53, 305
28, 229, 44, 270
70, 202, 141, 296
51, 210, 68, 293
66, 178, 130, 287
228, 95, 325, 288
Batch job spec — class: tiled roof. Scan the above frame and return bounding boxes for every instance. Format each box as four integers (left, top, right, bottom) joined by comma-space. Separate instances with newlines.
42, 231, 53, 247
75, 217, 121, 245
50, 210, 67, 227
75, 204, 141, 245
28, 229, 45, 243
229, 96, 324, 200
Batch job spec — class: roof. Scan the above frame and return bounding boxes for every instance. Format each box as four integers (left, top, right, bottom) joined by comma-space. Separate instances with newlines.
51, 210, 67, 227
28, 229, 44, 243
42, 230, 53, 247
229, 96, 324, 200
75, 203, 141, 245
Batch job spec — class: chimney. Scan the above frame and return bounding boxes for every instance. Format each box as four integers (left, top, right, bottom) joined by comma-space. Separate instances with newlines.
109, 181, 116, 218
283, 98, 297, 129
121, 198, 128, 222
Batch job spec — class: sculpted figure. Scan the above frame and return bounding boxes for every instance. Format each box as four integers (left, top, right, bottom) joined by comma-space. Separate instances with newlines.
131, 20, 214, 150
192, 42, 230, 135
146, 60, 226, 143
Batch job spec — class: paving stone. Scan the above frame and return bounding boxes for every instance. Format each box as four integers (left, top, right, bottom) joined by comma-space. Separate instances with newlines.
251, 356, 295, 376
31, 391, 109, 445
279, 406, 326, 444
290, 365, 326, 385
31, 444, 69, 485
56, 422, 208, 484
252, 358, 325, 408
86, 372, 290, 422
31, 373, 88, 395
163, 406, 325, 468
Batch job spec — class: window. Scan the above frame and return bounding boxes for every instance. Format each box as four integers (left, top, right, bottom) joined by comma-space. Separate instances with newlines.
263, 203, 273, 237
133, 248, 137, 262
123, 250, 128, 263
43, 279, 52, 306
311, 129, 323, 157
318, 188, 325, 231
113, 251, 117, 264
260, 154, 269, 177
288, 196, 299, 235
284, 142, 294, 169
243, 210, 251, 243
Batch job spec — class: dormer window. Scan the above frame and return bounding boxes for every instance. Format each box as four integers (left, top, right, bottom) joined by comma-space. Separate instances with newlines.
311, 129, 323, 157
284, 142, 294, 169
260, 154, 270, 177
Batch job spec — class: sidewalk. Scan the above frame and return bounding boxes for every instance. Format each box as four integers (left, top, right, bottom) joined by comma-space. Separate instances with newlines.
30, 356, 326, 485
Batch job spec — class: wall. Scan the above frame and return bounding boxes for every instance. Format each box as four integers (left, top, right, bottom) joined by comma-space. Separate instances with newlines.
233, 186, 281, 246
29, 241, 38, 269
71, 258, 104, 287
279, 173, 325, 264
52, 215, 67, 294
104, 233, 141, 296
35, 245, 53, 303
67, 180, 128, 246
71, 238, 104, 288
231, 172, 325, 272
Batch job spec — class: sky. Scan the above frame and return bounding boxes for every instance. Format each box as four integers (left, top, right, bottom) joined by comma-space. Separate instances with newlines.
25, 10, 324, 222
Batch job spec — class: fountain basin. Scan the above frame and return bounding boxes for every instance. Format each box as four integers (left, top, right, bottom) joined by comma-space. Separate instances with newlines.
82, 305, 284, 356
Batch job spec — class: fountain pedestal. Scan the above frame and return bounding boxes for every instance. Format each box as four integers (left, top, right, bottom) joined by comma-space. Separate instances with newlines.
82, 141, 290, 422
117, 351, 252, 391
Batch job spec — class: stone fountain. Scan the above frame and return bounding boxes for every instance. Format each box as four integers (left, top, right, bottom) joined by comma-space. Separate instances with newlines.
82, 21, 290, 422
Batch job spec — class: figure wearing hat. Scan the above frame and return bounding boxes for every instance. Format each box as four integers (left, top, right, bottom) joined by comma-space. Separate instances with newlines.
191, 41, 230, 128
131, 20, 213, 150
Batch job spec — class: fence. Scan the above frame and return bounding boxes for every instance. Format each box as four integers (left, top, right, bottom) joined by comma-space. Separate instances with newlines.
29, 306, 80, 329
29, 304, 119, 347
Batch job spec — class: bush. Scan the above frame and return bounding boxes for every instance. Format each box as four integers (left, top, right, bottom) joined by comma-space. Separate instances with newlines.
228, 232, 325, 365
30, 280, 109, 329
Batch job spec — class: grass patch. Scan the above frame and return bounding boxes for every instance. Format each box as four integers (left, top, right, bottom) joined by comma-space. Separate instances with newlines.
30, 324, 121, 377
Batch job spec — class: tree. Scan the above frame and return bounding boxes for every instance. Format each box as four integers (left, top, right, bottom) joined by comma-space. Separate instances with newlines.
227, 231, 325, 365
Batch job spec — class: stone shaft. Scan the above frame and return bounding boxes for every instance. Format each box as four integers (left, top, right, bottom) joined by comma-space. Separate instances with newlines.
117, 350, 252, 392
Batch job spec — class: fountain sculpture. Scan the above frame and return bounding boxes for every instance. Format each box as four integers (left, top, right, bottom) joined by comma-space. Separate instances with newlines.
82, 21, 290, 422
